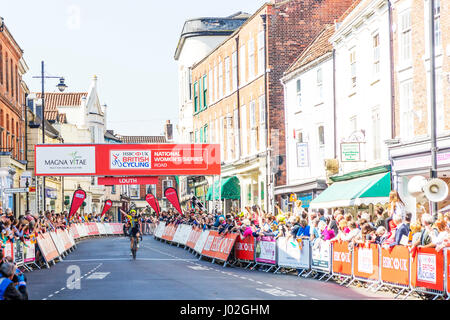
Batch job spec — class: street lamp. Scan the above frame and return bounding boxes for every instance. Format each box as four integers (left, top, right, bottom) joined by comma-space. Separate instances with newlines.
32, 61, 68, 212
428, 0, 438, 220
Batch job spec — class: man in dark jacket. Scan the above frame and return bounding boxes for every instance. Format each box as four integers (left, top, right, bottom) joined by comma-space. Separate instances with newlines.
0, 262, 28, 300
389, 212, 411, 247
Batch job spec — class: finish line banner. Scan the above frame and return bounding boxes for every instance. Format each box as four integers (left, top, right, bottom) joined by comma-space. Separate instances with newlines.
35, 144, 220, 176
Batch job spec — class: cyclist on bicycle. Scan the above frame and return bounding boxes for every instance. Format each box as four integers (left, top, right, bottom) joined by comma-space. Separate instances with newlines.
124, 209, 141, 252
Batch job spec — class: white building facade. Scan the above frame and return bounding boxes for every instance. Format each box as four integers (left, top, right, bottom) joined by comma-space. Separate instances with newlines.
52, 76, 107, 214
331, 0, 393, 175
280, 25, 336, 211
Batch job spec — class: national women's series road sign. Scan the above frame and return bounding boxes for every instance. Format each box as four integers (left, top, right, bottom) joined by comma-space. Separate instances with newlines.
35, 144, 220, 176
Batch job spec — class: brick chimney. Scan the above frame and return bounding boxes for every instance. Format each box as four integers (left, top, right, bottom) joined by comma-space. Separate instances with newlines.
164, 120, 173, 142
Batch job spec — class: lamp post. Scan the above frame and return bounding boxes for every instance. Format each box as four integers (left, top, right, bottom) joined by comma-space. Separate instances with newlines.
32, 61, 67, 213
428, 0, 438, 220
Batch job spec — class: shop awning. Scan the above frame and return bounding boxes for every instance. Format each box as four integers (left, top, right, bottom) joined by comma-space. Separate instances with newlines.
309, 172, 391, 209
206, 176, 240, 201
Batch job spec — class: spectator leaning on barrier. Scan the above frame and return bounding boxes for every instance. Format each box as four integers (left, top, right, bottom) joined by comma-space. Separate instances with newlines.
374, 226, 388, 245
411, 213, 438, 249
374, 206, 386, 228
430, 219, 448, 249
387, 212, 411, 248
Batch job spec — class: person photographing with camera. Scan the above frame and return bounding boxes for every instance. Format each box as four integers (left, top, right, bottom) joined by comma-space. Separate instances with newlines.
0, 258, 28, 300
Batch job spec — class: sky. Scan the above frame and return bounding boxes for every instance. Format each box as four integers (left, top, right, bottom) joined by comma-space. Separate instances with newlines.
1, 0, 266, 137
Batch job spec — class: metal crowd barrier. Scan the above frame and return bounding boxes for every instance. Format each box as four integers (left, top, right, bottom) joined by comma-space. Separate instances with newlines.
153, 222, 450, 300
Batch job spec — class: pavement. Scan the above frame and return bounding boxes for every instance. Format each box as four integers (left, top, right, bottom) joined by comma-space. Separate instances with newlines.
26, 235, 403, 300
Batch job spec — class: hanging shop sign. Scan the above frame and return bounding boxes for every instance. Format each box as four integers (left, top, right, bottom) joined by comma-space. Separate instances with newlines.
341, 142, 361, 162
35, 144, 221, 176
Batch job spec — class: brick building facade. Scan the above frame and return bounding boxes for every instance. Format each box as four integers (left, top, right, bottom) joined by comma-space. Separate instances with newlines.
191, 0, 355, 212
0, 23, 28, 215
389, 0, 450, 219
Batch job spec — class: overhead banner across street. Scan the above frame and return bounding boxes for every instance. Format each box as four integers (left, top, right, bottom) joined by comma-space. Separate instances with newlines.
35, 144, 221, 176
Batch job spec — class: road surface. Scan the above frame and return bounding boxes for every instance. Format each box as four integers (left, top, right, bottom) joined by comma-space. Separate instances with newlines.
26, 235, 395, 300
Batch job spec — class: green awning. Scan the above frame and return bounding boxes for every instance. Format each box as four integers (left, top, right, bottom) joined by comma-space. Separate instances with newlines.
309, 172, 391, 209
206, 176, 240, 201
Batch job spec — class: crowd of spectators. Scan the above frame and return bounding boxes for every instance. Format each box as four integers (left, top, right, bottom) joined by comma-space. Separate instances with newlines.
0, 207, 116, 300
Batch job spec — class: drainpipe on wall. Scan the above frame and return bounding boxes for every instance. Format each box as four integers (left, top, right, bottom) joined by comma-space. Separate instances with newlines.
332, 48, 337, 160
261, 13, 271, 212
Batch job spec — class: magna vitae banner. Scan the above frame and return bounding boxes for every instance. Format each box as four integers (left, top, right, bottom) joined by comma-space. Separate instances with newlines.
35, 144, 220, 176
101, 200, 113, 217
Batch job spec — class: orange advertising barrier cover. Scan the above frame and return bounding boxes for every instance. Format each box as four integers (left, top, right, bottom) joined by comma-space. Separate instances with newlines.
446, 249, 450, 296
201, 231, 238, 261
57, 229, 73, 251
234, 235, 255, 261
353, 243, 380, 281
380, 245, 410, 286
411, 247, 444, 292
162, 224, 178, 241
332, 240, 352, 276
36, 233, 59, 263
186, 227, 202, 249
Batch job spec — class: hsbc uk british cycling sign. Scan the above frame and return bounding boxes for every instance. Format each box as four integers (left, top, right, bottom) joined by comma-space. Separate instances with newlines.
35, 144, 220, 176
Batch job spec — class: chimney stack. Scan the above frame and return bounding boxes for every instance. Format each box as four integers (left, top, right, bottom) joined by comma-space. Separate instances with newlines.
164, 120, 173, 142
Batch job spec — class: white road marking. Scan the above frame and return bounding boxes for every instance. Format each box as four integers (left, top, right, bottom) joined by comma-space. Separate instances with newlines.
87, 272, 110, 280
188, 266, 210, 271
256, 288, 297, 297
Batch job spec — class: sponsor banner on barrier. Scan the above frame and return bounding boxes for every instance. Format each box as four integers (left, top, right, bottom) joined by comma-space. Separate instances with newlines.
50, 231, 66, 256
23, 240, 36, 263
65, 229, 76, 248
87, 222, 100, 236
179, 225, 192, 246
162, 224, 178, 241
446, 249, 450, 297
57, 229, 73, 251
201, 231, 237, 261
354, 244, 379, 281
332, 241, 352, 276
77, 224, 88, 237
14, 242, 24, 266
255, 237, 276, 265
380, 245, 410, 286
154, 222, 166, 238
311, 239, 331, 273
276, 237, 309, 269
70, 224, 80, 239
186, 227, 202, 249
96, 223, 107, 235
411, 248, 444, 292
1, 241, 13, 261
104, 223, 114, 235
110, 223, 124, 235
37, 233, 59, 263
234, 236, 255, 262
194, 230, 210, 254
172, 225, 191, 245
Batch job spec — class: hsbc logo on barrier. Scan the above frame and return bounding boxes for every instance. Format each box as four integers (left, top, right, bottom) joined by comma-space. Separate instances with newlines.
382, 257, 408, 271
110, 150, 151, 169
334, 251, 351, 263
236, 242, 254, 252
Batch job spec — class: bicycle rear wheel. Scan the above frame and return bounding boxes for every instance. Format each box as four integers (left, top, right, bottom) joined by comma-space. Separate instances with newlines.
131, 238, 137, 260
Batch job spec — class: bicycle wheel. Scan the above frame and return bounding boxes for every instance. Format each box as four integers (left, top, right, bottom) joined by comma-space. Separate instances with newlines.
131, 238, 137, 260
